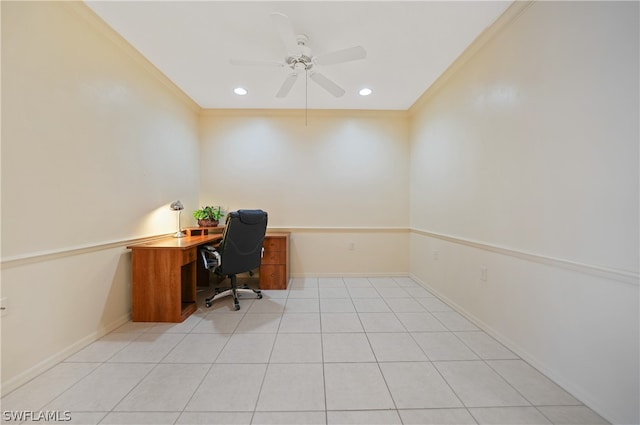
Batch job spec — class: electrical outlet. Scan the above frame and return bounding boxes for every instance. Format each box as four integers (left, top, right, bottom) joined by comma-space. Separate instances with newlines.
480, 267, 488, 282
1, 297, 8, 316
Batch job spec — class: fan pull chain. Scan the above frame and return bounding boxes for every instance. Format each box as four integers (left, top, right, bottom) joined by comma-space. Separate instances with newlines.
305, 68, 308, 126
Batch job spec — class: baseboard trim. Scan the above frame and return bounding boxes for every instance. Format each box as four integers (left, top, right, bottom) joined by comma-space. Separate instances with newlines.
408, 272, 619, 425
289, 272, 409, 278
0, 313, 131, 397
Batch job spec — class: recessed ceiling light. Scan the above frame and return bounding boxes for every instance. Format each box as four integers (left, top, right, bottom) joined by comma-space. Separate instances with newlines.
234, 87, 248, 95
359, 88, 372, 96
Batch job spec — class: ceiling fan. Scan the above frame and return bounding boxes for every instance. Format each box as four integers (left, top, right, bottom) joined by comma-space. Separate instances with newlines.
231, 12, 367, 98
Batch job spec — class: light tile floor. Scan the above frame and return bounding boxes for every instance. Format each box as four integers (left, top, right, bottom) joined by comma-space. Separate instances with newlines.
1, 276, 610, 425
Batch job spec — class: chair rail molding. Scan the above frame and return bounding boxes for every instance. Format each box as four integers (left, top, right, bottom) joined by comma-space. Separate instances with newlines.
272, 226, 409, 233
0, 234, 171, 269
4, 227, 636, 287
411, 228, 639, 286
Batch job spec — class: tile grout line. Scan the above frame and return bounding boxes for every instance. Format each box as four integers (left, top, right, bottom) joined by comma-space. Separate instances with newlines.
1, 275, 610, 425
174, 310, 234, 425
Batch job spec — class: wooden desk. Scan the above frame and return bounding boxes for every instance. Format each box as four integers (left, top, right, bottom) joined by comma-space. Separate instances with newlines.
127, 231, 290, 322
183, 226, 224, 237
184, 227, 290, 290
127, 234, 221, 322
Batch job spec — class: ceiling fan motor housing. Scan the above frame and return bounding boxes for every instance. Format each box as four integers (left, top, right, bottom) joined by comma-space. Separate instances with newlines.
289, 57, 313, 71
285, 35, 313, 71
231, 13, 365, 98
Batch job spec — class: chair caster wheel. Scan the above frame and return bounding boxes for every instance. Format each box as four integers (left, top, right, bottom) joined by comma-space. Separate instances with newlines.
205, 302, 212, 308
234, 304, 240, 311
257, 294, 263, 299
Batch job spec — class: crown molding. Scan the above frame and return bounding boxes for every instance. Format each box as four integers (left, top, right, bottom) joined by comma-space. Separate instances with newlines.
63, 1, 200, 114
199, 108, 409, 119
408, 1, 534, 115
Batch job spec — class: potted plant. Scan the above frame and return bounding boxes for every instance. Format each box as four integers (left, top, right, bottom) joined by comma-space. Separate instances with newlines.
193, 206, 224, 227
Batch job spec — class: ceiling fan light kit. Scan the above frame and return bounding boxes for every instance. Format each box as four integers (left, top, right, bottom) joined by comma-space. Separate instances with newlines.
231, 12, 367, 103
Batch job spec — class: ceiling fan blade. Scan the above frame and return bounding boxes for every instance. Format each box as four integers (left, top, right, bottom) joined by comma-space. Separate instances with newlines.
270, 12, 300, 57
314, 46, 367, 66
276, 73, 298, 98
230, 59, 284, 67
309, 72, 345, 97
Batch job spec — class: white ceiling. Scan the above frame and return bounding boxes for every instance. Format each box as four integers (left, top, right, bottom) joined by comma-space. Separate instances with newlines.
85, 1, 511, 110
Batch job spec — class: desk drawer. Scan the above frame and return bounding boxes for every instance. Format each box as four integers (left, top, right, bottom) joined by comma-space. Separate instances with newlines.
260, 265, 287, 290
264, 237, 286, 252
182, 248, 197, 265
262, 249, 285, 265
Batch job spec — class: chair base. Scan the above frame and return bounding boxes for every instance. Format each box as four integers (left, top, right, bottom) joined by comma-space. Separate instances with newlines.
204, 275, 262, 311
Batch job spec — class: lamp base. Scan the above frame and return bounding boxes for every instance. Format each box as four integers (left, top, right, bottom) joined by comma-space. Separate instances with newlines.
173, 231, 186, 238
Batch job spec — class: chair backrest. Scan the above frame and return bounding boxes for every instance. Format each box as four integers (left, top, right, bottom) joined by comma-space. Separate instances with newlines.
217, 209, 268, 275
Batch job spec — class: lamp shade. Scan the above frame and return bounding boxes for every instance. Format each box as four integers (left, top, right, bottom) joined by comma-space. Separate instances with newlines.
170, 200, 184, 211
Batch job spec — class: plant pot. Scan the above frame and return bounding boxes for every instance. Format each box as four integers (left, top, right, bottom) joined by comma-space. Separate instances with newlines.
197, 219, 219, 227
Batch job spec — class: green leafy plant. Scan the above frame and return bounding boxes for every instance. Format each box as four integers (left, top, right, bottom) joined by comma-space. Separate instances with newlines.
193, 206, 224, 221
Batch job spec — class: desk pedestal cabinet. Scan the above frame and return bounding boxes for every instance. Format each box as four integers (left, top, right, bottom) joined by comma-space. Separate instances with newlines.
260, 233, 289, 290
128, 232, 289, 322
128, 235, 220, 322
187, 228, 290, 291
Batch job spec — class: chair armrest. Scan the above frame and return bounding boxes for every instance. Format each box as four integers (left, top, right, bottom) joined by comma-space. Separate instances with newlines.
200, 246, 221, 271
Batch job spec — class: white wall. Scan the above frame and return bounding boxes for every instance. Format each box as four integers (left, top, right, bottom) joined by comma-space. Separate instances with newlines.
409, 2, 639, 424
1, 2, 200, 392
199, 110, 410, 275
2, 2, 638, 423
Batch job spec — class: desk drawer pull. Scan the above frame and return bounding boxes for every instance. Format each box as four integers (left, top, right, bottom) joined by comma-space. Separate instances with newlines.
182, 248, 196, 264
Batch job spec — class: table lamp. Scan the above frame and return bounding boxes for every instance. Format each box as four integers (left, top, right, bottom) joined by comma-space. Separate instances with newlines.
170, 200, 186, 238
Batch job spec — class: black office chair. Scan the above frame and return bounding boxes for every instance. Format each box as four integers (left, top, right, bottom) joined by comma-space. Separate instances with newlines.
200, 209, 268, 311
